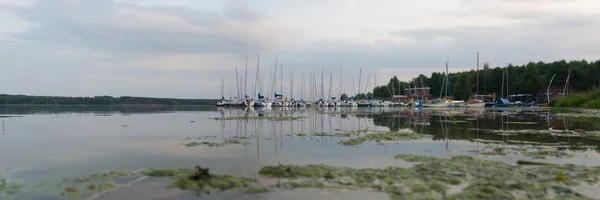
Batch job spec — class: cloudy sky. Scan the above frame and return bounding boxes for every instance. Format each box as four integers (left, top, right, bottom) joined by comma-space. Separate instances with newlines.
0, 0, 599, 99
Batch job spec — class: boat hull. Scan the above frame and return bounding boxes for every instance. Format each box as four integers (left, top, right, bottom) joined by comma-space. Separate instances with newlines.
465, 102, 486, 107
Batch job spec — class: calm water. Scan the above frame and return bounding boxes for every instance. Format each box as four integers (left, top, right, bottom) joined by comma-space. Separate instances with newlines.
1, 105, 600, 199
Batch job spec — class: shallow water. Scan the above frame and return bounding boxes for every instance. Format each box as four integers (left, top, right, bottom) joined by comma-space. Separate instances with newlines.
2, 105, 600, 199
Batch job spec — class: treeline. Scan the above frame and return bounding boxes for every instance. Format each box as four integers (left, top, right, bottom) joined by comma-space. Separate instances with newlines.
0, 94, 218, 105
373, 59, 600, 101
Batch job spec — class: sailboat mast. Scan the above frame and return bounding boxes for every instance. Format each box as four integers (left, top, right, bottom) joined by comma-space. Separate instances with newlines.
445, 57, 449, 98
506, 65, 509, 99
244, 56, 248, 97
254, 54, 260, 98
547, 74, 557, 103
328, 72, 333, 100
280, 64, 283, 99
358, 68, 362, 95
501, 69, 505, 99
321, 68, 324, 100
364, 69, 372, 97
563, 68, 571, 98
301, 73, 304, 100
290, 71, 294, 100
235, 65, 240, 99
339, 65, 343, 98
273, 57, 278, 99
221, 77, 224, 99
476, 52, 479, 97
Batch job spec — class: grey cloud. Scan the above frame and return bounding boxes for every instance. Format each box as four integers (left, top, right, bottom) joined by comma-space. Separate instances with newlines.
9, 0, 297, 56
280, 11, 600, 79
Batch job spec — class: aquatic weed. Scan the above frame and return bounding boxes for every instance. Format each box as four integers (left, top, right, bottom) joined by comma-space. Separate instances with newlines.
258, 154, 600, 199
245, 187, 270, 194
183, 139, 250, 148
339, 131, 428, 146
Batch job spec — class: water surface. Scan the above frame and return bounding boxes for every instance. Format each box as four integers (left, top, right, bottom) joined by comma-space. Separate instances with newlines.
2, 105, 600, 199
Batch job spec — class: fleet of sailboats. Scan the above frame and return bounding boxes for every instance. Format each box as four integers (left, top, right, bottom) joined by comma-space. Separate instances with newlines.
217, 53, 549, 108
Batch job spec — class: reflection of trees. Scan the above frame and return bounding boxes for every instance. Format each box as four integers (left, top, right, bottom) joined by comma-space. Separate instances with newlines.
371, 112, 600, 150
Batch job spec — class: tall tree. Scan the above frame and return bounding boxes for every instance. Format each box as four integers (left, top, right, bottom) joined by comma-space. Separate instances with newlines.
452, 73, 473, 100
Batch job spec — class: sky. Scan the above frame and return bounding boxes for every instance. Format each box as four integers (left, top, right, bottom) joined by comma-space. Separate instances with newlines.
0, 0, 599, 99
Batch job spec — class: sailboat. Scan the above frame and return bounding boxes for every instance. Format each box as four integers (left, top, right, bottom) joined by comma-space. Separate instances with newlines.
423, 59, 454, 108
216, 78, 227, 106
466, 52, 486, 107
493, 67, 512, 107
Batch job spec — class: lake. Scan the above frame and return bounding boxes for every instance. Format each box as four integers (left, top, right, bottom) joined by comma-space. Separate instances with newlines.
1, 106, 600, 199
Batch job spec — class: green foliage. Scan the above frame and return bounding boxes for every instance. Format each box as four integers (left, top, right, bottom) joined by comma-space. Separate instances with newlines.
0, 94, 217, 105
554, 89, 600, 108
355, 93, 367, 99
371, 59, 600, 101
372, 76, 411, 98
452, 73, 473, 100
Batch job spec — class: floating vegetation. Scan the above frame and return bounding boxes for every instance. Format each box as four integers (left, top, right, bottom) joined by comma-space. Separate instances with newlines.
259, 155, 600, 199
339, 131, 429, 146
213, 116, 304, 121
162, 165, 258, 194
23, 170, 144, 199
484, 129, 583, 137
314, 132, 351, 137
438, 120, 468, 123
68, 170, 129, 182
245, 187, 270, 194
555, 109, 600, 118
183, 138, 250, 147
24, 165, 261, 199
346, 129, 375, 135
504, 121, 539, 125
469, 145, 575, 159
0, 177, 22, 196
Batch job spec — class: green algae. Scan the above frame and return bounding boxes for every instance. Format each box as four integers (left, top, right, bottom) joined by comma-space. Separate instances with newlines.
314, 132, 351, 137
258, 155, 600, 200
69, 170, 129, 182
472, 145, 575, 159
183, 138, 250, 147
245, 187, 270, 194
21, 165, 261, 199
159, 165, 257, 194
0, 177, 22, 196
214, 116, 304, 121
144, 168, 183, 177
339, 131, 429, 146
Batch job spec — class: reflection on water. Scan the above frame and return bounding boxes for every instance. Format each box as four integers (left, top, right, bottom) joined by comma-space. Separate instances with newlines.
1, 106, 600, 199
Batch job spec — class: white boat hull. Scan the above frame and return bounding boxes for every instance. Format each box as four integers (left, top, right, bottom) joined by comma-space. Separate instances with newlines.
465, 102, 486, 107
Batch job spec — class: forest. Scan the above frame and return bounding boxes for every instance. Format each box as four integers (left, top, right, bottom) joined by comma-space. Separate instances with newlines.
0, 94, 217, 105
372, 59, 600, 101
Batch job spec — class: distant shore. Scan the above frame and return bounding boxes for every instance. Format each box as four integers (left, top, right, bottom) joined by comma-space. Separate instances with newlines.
0, 94, 219, 106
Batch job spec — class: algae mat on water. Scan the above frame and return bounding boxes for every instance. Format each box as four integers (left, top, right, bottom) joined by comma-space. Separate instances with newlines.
338, 130, 430, 146
15, 166, 261, 199
259, 154, 600, 199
